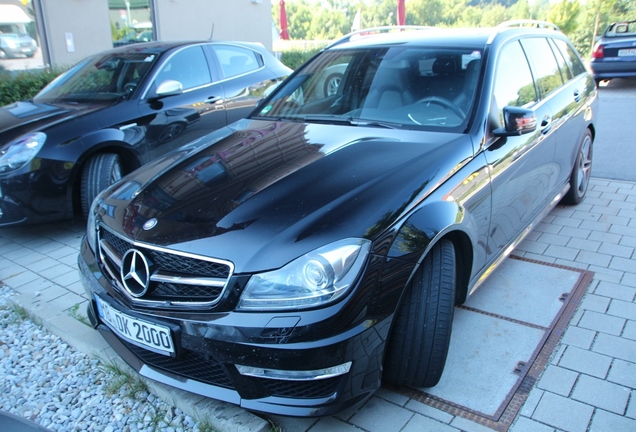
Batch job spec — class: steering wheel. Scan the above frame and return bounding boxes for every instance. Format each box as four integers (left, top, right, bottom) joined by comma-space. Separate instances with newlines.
416, 96, 465, 119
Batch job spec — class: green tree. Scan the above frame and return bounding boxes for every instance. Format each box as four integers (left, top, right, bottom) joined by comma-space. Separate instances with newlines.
547, 0, 580, 34
271, 0, 636, 61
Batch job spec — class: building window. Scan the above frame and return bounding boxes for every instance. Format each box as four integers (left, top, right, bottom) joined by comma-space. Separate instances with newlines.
109, 0, 154, 48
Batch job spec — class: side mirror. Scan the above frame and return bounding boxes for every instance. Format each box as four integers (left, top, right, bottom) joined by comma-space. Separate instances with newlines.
156, 80, 183, 98
493, 106, 537, 136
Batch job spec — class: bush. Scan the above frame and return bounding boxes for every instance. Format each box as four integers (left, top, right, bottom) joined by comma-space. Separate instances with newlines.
0, 67, 65, 107
280, 48, 323, 70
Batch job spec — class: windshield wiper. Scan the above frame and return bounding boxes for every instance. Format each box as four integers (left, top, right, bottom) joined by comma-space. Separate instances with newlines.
350, 119, 402, 129
300, 115, 403, 129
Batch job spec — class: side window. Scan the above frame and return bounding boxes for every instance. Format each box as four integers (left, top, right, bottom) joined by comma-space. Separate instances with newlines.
155, 46, 211, 91
493, 41, 537, 115
552, 38, 586, 77
549, 39, 573, 82
213, 45, 262, 78
521, 38, 563, 97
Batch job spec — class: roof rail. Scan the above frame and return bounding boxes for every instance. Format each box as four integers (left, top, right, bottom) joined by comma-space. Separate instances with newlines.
497, 20, 560, 31
326, 26, 433, 49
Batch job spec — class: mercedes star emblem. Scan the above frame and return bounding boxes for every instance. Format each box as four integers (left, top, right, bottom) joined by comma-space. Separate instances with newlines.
120, 249, 151, 297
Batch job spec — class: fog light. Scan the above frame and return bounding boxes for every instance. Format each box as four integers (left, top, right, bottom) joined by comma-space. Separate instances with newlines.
235, 361, 352, 381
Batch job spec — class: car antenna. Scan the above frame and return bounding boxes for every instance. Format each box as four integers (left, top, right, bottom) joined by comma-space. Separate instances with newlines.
209, 24, 214, 40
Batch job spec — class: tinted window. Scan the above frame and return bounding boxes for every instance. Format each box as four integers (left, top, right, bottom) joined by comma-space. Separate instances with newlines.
493, 41, 536, 113
256, 46, 482, 131
214, 45, 261, 78
155, 46, 211, 91
549, 39, 573, 81
552, 38, 586, 77
521, 38, 563, 97
35, 53, 157, 102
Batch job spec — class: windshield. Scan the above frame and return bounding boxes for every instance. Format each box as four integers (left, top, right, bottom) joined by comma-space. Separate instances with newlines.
0, 24, 26, 35
254, 46, 482, 131
34, 52, 157, 103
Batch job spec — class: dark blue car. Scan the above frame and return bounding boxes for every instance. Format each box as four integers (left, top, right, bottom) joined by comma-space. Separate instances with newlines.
0, 41, 290, 226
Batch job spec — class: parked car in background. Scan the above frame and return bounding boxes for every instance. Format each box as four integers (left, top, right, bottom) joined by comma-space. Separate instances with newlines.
591, 20, 636, 83
0, 24, 37, 58
0, 41, 291, 227
80, 21, 597, 417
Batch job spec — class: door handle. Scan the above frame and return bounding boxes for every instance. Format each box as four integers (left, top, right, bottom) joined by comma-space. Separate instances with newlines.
205, 96, 222, 104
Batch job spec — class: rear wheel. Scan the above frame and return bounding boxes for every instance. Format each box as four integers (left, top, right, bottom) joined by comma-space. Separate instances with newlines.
563, 130, 593, 205
81, 153, 123, 217
384, 239, 456, 388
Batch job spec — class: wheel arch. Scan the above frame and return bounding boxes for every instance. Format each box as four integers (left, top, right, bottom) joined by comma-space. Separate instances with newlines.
387, 200, 477, 307
587, 123, 596, 141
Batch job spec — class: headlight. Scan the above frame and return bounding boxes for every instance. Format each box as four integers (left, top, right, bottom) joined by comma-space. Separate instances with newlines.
0, 132, 46, 174
86, 198, 100, 253
238, 238, 371, 311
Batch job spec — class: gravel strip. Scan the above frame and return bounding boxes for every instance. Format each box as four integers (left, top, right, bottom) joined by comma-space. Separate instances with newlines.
0, 286, 212, 432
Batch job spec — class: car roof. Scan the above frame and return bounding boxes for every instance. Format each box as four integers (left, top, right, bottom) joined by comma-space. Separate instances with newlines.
103, 40, 265, 57
327, 23, 565, 51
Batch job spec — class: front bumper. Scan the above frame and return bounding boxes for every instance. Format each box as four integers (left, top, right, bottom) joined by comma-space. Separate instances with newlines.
0, 44, 35, 57
78, 238, 391, 417
0, 162, 72, 227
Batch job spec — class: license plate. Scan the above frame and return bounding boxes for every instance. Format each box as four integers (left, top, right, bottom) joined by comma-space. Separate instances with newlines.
95, 296, 175, 355
618, 48, 636, 57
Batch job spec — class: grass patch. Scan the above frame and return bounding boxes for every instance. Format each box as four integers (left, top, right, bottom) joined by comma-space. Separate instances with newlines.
101, 359, 148, 398
195, 417, 217, 432
68, 303, 91, 327
7, 303, 42, 326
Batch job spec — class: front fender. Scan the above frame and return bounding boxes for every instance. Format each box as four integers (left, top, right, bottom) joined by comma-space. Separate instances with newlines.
386, 200, 472, 262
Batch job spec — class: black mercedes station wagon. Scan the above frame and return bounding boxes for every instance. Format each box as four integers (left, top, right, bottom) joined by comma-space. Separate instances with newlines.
80, 22, 598, 416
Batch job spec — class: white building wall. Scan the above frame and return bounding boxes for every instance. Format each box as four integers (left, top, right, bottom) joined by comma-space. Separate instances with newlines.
154, 0, 272, 49
40, 0, 112, 66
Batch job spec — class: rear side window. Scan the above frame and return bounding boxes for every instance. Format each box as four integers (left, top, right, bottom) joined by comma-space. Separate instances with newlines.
493, 41, 537, 112
521, 38, 563, 97
552, 38, 586, 77
214, 45, 262, 78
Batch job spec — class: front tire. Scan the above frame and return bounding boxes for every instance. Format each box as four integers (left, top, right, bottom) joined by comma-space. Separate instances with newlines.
323, 73, 342, 97
563, 129, 593, 205
384, 239, 456, 388
81, 153, 123, 217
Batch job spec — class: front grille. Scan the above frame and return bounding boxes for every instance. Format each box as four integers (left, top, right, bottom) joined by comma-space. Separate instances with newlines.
98, 225, 233, 308
101, 230, 230, 278
126, 340, 342, 399
150, 282, 223, 299
258, 376, 342, 399
125, 342, 234, 389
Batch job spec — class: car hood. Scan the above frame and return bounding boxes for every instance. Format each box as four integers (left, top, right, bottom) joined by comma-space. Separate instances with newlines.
0, 100, 106, 142
98, 119, 472, 272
